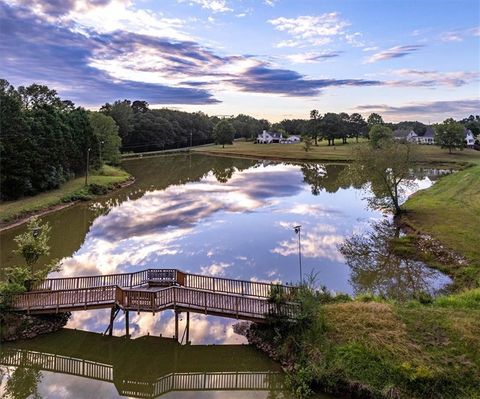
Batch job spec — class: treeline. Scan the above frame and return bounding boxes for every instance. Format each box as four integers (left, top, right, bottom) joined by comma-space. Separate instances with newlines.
2, 79, 479, 200
98, 100, 270, 151
0, 81, 121, 200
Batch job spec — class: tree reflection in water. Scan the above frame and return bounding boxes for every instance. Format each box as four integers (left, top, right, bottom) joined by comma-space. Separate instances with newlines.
339, 218, 450, 301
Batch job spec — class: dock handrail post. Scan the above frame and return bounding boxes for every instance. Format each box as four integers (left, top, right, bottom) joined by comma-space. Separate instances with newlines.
174, 310, 179, 341
186, 311, 190, 344
125, 310, 129, 338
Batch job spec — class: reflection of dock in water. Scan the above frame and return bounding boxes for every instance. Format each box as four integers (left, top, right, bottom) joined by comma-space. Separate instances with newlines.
0, 329, 284, 398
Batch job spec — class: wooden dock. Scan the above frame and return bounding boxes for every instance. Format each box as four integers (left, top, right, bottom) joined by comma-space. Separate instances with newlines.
9, 269, 299, 330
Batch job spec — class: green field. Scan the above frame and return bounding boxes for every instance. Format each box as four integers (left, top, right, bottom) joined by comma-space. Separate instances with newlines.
195, 140, 480, 165
403, 163, 480, 285
0, 165, 131, 226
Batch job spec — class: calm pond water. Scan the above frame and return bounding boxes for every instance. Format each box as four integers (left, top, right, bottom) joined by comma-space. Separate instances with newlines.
0, 154, 451, 398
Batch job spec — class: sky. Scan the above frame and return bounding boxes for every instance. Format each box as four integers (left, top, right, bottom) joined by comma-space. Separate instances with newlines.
1, 0, 479, 122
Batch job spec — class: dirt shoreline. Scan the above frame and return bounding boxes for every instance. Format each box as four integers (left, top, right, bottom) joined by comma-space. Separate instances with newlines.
0, 178, 135, 232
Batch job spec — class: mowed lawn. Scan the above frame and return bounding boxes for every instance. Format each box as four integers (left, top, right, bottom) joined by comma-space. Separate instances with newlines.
0, 165, 130, 224
404, 163, 480, 278
196, 140, 480, 165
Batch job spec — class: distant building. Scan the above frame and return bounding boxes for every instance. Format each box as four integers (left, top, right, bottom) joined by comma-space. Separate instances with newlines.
281, 135, 301, 144
465, 129, 476, 148
257, 130, 283, 143
418, 126, 435, 145
393, 129, 418, 143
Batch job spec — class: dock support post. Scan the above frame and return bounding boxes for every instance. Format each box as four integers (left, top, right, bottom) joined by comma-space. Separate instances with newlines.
174, 310, 179, 341
186, 311, 190, 344
125, 310, 130, 338
108, 306, 115, 336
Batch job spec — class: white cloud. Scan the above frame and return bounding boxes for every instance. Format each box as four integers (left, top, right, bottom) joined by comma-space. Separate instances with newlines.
179, 0, 232, 13
268, 13, 350, 47
440, 26, 480, 42
200, 262, 231, 276
286, 51, 341, 64
365, 45, 424, 63
264, 0, 277, 6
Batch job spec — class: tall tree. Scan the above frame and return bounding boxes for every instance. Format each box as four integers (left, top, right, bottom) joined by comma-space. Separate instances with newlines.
100, 100, 133, 142
435, 118, 465, 153
346, 141, 419, 215
367, 113, 384, 128
321, 113, 341, 146
309, 109, 320, 145
369, 124, 393, 148
213, 120, 235, 148
338, 112, 350, 144
88, 112, 122, 164
349, 113, 368, 143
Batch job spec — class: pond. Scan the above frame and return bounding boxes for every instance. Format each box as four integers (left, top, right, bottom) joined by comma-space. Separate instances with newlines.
0, 154, 452, 398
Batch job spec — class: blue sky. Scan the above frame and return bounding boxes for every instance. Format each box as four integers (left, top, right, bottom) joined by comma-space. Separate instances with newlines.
1, 0, 479, 122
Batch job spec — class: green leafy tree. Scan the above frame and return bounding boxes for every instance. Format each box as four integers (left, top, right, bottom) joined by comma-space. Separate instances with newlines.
13, 218, 51, 272
349, 113, 368, 142
302, 134, 313, 152
88, 112, 122, 164
367, 113, 384, 128
369, 124, 393, 148
435, 119, 465, 153
321, 113, 341, 146
1, 218, 59, 305
213, 120, 235, 148
309, 109, 320, 146
346, 141, 419, 215
100, 100, 133, 141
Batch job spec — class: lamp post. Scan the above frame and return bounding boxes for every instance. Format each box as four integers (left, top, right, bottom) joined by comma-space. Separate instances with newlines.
293, 225, 302, 285
85, 147, 91, 186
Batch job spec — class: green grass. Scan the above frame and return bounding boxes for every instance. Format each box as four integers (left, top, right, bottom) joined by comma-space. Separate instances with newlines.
403, 164, 480, 286
253, 290, 480, 398
0, 165, 131, 225
195, 140, 480, 165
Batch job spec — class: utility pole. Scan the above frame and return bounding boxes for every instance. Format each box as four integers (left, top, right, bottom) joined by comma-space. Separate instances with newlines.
85, 147, 91, 186
294, 225, 302, 284
190, 132, 193, 148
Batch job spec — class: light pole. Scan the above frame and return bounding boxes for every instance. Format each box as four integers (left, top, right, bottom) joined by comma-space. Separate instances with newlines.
294, 225, 302, 284
190, 132, 193, 148
85, 147, 91, 186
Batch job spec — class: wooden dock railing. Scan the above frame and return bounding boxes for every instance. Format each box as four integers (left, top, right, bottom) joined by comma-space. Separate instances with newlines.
28, 268, 298, 299
11, 284, 299, 321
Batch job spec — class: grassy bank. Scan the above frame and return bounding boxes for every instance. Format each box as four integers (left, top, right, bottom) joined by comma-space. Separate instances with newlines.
252, 289, 480, 399
0, 165, 131, 226
195, 140, 480, 165
403, 163, 480, 287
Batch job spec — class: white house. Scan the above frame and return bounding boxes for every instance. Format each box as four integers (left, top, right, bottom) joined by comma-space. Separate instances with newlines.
418, 126, 435, 145
281, 135, 301, 144
465, 129, 476, 148
393, 129, 418, 143
257, 130, 283, 143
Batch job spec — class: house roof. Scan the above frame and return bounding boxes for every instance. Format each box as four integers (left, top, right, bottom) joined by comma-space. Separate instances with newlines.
464, 128, 474, 138
393, 129, 416, 138
422, 126, 435, 138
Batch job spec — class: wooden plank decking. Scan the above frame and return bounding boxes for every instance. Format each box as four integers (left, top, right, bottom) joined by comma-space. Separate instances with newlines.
9, 269, 299, 322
